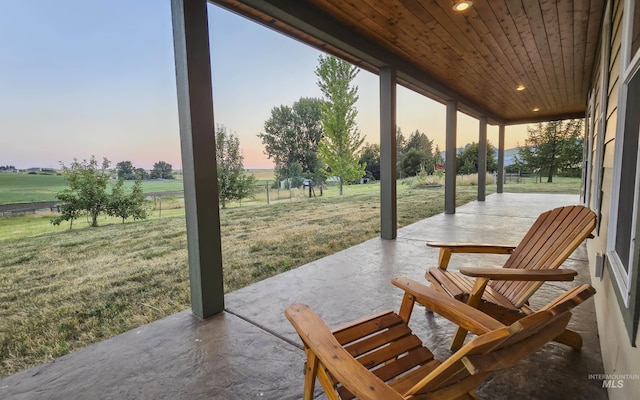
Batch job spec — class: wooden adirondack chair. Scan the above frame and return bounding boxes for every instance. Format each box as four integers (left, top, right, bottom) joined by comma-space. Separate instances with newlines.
285, 277, 595, 400
425, 205, 596, 350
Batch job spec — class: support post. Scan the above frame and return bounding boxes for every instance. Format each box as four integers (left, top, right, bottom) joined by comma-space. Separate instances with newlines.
171, 0, 224, 318
477, 116, 487, 201
445, 100, 457, 214
497, 125, 505, 193
380, 66, 397, 239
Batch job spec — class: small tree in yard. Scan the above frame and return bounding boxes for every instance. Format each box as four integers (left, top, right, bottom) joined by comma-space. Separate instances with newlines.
315, 55, 365, 195
107, 179, 149, 223
216, 124, 256, 208
53, 156, 149, 228
52, 156, 111, 228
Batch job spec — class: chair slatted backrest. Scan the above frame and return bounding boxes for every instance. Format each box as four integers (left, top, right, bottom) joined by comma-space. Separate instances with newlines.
490, 205, 596, 308
286, 284, 595, 400
405, 284, 596, 398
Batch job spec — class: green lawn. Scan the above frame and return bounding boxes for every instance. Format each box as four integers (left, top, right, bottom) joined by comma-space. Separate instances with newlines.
0, 173, 68, 204
0, 175, 581, 377
501, 176, 582, 194
0, 173, 185, 205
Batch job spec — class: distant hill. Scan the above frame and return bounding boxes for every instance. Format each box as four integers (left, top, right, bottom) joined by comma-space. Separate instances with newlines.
441, 147, 521, 166
503, 148, 520, 166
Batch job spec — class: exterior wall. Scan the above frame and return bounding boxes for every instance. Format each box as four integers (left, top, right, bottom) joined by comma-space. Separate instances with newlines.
586, 1, 640, 398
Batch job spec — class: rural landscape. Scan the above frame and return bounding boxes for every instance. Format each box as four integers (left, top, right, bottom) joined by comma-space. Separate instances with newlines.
1, 54, 585, 379
0, 169, 581, 377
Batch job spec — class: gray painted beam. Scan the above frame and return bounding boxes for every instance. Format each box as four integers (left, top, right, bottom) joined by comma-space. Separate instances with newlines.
478, 117, 487, 202
380, 67, 397, 240
445, 100, 457, 214
497, 125, 505, 193
171, 0, 224, 318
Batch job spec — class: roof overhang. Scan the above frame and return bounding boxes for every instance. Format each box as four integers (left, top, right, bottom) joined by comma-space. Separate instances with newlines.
210, 0, 605, 125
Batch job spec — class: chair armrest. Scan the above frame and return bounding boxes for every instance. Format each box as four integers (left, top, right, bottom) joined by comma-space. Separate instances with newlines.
427, 242, 516, 269
391, 277, 504, 335
459, 267, 577, 281
285, 304, 404, 400
427, 242, 516, 254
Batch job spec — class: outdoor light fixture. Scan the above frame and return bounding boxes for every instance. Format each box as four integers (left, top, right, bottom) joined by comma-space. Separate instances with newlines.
516, 84, 526, 91
452, 1, 473, 11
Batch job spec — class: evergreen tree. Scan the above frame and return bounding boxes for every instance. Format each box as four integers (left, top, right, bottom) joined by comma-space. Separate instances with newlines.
456, 142, 498, 175
517, 120, 584, 182
359, 143, 381, 180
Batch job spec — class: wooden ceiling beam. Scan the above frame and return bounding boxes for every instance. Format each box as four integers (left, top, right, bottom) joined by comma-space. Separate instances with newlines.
209, 0, 603, 125
210, 0, 506, 124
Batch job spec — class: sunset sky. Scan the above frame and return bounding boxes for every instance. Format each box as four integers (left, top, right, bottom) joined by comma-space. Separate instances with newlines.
0, 1, 530, 170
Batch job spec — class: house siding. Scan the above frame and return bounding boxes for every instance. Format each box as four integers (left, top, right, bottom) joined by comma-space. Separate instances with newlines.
586, 1, 640, 398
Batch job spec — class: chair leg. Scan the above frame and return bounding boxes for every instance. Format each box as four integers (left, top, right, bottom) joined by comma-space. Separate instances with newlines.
450, 278, 489, 351
303, 348, 318, 400
450, 326, 468, 351
553, 328, 583, 349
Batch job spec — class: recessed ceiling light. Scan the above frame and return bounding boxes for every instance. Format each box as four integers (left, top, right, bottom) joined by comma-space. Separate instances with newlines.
452, 1, 473, 12
533, 107, 540, 112
516, 85, 526, 91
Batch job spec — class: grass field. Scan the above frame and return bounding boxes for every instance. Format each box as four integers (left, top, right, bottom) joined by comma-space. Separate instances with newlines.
0, 170, 274, 205
502, 176, 581, 194
0, 173, 185, 205
0, 176, 581, 377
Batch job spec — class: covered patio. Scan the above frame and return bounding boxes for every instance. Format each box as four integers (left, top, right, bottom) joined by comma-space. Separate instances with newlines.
0, 193, 607, 399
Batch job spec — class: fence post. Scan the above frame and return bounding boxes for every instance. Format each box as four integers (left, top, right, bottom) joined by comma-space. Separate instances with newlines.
266, 181, 270, 205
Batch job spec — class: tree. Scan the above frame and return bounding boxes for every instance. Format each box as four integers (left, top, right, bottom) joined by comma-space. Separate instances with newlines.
259, 97, 324, 185
53, 190, 82, 229
216, 124, 256, 208
396, 127, 407, 178
135, 167, 149, 180
150, 161, 174, 179
52, 156, 112, 227
456, 142, 498, 175
279, 161, 304, 189
107, 178, 149, 223
398, 129, 436, 177
315, 55, 365, 195
518, 120, 584, 182
359, 143, 380, 180
115, 161, 136, 180
400, 148, 426, 177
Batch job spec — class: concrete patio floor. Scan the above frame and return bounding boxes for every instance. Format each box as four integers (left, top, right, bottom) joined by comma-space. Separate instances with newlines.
1, 193, 607, 399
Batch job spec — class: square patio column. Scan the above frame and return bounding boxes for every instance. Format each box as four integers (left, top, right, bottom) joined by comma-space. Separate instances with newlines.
171, 0, 224, 318
380, 66, 397, 239
445, 100, 457, 214
477, 116, 487, 201
497, 125, 505, 193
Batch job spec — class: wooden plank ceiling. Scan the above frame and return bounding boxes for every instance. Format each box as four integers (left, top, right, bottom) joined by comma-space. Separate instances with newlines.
211, 0, 605, 125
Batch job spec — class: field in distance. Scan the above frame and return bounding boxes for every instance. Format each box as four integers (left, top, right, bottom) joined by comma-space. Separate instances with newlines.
0, 170, 274, 205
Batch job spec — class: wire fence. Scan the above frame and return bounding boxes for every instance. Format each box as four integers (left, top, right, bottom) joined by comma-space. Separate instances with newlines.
252, 181, 324, 205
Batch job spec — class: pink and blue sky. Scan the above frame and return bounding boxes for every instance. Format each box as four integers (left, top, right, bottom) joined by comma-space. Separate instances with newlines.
0, 1, 529, 170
